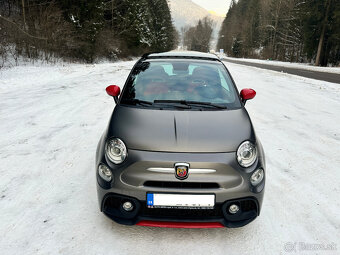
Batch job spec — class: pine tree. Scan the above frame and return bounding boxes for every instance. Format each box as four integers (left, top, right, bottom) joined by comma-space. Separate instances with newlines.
145, 0, 178, 51
58, 0, 104, 62
217, 0, 261, 57
110, 0, 177, 55
184, 17, 213, 52
301, 0, 339, 66
217, 0, 340, 65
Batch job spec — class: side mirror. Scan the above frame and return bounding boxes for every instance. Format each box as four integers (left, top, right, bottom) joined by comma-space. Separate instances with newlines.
240, 88, 256, 104
106, 85, 120, 103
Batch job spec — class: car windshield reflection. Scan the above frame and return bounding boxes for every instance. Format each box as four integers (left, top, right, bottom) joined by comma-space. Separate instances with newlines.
120, 60, 241, 110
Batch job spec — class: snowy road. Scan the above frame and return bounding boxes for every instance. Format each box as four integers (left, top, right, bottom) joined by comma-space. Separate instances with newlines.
223, 58, 340, 84
224, 58, 340, 84
0, 61, 339, 254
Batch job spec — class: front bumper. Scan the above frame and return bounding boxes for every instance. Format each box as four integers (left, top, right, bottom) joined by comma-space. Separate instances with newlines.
101, 193, 260, 228
96, 149, 265, 228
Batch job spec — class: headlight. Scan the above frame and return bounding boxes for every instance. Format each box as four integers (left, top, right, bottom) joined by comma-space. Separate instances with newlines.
105, 138, 127, 164
237, 141, 257, 167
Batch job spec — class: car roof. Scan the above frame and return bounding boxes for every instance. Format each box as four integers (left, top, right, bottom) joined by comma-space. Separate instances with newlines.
143, 51, 220, 61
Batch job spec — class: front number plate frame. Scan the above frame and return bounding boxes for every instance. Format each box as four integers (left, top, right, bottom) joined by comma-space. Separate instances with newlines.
146, 193, 215, 209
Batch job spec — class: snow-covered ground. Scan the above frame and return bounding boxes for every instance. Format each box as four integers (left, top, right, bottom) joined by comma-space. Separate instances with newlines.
0, 61, 339, 254
225, 56, 340, 74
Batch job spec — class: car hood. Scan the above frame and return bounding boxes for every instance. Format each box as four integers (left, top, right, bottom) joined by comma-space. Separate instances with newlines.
108, 106, 255, 153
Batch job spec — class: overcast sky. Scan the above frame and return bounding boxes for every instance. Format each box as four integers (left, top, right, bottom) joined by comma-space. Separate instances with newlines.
191, 0, 232, 16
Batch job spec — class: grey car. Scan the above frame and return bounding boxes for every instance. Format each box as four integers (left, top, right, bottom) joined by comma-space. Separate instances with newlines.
96, 51, 265, 228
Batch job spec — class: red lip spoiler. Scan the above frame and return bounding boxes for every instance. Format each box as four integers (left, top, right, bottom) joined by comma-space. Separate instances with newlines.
136, 221, 224, 228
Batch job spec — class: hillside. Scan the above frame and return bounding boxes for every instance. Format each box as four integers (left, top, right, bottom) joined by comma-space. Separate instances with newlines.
168, 0, 224, 45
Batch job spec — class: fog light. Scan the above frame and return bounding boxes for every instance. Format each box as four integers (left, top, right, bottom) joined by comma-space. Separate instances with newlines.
122, 201, 134, 211
98, 164, 112, 182
250, 168, 264, 186
229, 204, 240, 214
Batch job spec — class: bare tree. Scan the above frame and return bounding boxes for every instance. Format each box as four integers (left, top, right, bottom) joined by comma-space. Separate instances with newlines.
315, 0, 332, 66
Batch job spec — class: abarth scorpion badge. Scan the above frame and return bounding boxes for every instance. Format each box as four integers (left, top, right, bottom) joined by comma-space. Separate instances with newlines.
175, 163, 189, 180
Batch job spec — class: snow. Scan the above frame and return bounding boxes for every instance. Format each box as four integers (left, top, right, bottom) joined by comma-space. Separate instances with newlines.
224, 56, 340, 74
1, 61, 340, 254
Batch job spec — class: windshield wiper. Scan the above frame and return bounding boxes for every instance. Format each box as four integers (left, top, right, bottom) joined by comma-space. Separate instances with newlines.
121, 99, 153, 106
121, 99, 190, 109
154, 100, 227, 109
153, 100, 191, 109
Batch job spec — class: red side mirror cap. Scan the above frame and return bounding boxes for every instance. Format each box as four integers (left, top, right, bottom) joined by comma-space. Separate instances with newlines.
240, 88, 256, 102
106, 85, 120, 97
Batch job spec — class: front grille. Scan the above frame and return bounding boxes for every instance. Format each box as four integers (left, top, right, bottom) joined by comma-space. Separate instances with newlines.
140, 204, 223, 219
144, 181, 219, 189
103, 196, 122, 211
240, 199, 257, 212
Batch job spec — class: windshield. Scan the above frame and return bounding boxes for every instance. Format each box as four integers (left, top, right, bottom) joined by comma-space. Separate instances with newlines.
120, 60, 242, 109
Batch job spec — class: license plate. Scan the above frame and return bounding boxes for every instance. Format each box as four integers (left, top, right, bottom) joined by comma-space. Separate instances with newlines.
147, 193, 215, 209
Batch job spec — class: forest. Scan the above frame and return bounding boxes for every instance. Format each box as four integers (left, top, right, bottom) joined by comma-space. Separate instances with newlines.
182, 17, 214, 52
0, 0, 178, 65
1, 0, 339, 66
217, 0, 340, 66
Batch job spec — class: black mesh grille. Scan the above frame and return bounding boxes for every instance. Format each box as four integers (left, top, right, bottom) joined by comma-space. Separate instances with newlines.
144, 181, 219, 189
240, 199, 257, 211
103, 196, 121, 211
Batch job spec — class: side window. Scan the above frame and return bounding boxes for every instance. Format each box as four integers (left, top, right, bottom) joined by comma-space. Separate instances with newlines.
218, 69, 230, 91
